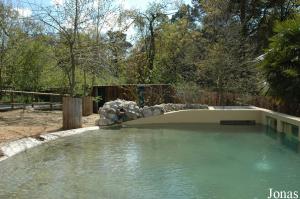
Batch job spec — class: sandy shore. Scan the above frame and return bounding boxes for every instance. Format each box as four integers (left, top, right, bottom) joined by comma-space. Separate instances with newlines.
0, 109, 99, 143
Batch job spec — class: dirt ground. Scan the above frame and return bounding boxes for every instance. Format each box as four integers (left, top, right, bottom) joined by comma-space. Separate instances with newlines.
0, 109, 99, 144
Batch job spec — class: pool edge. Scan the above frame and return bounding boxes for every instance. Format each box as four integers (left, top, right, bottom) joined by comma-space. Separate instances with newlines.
0, 126, 100, 162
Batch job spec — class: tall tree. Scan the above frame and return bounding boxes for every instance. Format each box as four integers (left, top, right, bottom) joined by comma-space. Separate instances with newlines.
0, 2, 17, 91
125, 2, 169, 83
106, 30, 132, 77
35, 0, 91, 95
155, 4, 203, 84
259, 15, 300, 104
197, 0, 259, 98
35, 0, 120, 95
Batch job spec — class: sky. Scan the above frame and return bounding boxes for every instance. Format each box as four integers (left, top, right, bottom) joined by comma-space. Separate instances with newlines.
116, 0, 191, 10
11, 0, 192, 41
13, 0, 192, 14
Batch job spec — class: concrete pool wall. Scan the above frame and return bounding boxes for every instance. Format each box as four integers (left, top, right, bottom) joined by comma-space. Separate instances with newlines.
124, 109, 262, 124
0, 126, 100, 162
259, 107, 300, 137
1, 106, 300, 163
124, 106, 300, 140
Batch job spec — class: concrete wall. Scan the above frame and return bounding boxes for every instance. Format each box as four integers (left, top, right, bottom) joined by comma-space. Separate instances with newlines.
257, 107, 300, 139
125, 109, 262, 125
124, 107, 300, 140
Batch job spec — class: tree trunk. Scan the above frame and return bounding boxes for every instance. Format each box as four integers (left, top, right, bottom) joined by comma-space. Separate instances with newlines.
83, 68, 87, 96
69, 0, 79, 97
240, 0, 247, 35
82, 96, 93, 116
63, 96, 82, 129
69, 43, 76, 96
147, 15, 156, 83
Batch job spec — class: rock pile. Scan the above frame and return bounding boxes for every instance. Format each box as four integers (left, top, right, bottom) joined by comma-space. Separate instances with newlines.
99, 99, 208, 126
99, 99, 141, 126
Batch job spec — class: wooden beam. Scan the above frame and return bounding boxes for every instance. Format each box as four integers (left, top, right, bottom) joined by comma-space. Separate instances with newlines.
1, 90, 69, 97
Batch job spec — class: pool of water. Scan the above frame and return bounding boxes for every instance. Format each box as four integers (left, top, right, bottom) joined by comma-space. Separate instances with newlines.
0, 124, 300, 199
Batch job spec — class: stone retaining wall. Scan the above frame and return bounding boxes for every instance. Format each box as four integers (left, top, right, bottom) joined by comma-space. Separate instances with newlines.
98, 99, 208, 126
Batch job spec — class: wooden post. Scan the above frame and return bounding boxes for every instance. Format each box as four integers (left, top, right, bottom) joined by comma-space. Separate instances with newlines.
92, 87, 99, 113
10, 92, 14, 109
50, 95, 53, 111
82, 96, 93, 116
63, 96, 82, 130
31, 93, 34, 108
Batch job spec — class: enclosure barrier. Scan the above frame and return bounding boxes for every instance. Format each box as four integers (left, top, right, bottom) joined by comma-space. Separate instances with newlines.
0, 90, 67, 111
92, 84, 175, 112
124, 107, 300, 141
91, 85, 300, 117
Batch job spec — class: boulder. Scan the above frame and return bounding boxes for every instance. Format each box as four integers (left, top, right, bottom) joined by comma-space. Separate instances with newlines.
98, 99, 208, 126
99, 99, 142, 125
124, 101, 137, 108
162, 104, 174, 112
125, 110, 138, 120
99, 108, 108, 118
98, 118, 114, 126
152, 105, 165, 116
142, 106, 153, 118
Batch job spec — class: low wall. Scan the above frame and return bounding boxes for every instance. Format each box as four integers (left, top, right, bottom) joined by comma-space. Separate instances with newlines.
258, 107, 300, 139
124, 107, 300, 140
0, 126, 99, 162
125, 109, 262, 125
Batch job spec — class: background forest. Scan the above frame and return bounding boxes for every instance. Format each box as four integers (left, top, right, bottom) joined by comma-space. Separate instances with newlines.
0, 0, 299, 104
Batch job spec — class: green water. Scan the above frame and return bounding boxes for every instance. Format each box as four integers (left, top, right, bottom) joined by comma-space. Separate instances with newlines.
0, 124, 300, 199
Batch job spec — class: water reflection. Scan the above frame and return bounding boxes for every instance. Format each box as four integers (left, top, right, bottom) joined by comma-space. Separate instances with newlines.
1, 125, 300, 198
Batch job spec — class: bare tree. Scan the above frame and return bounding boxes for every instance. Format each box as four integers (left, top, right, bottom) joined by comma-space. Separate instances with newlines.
32, 0, 120, 96
31, 0, 90, 95
83, 0, 121, 94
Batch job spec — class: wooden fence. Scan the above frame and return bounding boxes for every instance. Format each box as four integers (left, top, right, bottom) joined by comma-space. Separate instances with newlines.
175, 90, 300, 117
91, 85, 300, 117
92, 84, 175, 112
4, 87, 293, 118
0, 90, 66, 111
0, 90, 95, 118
